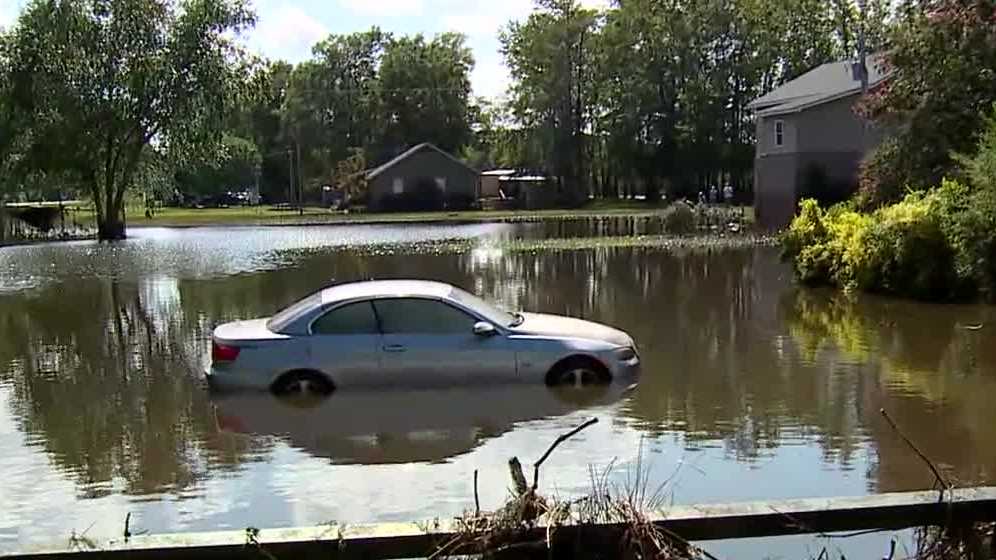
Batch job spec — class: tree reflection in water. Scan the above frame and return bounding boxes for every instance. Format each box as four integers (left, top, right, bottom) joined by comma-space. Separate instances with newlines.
1, 237, 994, 519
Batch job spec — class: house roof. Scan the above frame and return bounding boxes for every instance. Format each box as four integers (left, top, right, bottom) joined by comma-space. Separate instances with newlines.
365, 143, 477, 180
749, 54, 890, 117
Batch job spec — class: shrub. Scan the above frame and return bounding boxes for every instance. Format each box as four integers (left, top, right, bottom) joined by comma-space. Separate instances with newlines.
783, 194, 959, 300
661, 201, 696, 234
860, 192, 957, 300
781, 199, 833, 285
935, 179, 996, 298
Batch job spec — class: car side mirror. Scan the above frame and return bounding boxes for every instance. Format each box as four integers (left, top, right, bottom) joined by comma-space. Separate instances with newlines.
473, 322, 497, 337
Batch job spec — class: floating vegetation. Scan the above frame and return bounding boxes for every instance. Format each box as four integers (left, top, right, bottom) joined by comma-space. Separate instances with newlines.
282, 233, 778, 260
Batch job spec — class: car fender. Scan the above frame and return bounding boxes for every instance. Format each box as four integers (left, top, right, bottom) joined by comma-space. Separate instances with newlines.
508, 335, 617, 380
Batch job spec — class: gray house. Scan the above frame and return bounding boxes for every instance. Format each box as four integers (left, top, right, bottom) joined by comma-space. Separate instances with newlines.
366, 143, 480, 212
749, 55, 889, 229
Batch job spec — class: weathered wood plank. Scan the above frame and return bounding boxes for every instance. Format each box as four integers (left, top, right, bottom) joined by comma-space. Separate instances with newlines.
5, 487, 996, 560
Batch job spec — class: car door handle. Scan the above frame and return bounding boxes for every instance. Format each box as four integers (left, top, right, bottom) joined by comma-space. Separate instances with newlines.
382, 344, 407, 353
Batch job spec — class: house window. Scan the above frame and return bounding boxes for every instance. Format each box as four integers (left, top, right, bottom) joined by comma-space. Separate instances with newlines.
435, 177, 447, 192
774, 120, 784, 147
392, 177, 404, 194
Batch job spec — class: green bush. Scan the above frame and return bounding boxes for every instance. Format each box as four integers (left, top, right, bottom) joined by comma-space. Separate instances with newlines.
661, 201, 696, 234
861, 192, 957, 300
786, 104, 996, 302
783, 193, 960, 301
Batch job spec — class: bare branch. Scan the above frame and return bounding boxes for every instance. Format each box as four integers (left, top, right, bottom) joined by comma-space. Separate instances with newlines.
880, 408, 951, 492
532, 417, 598, 490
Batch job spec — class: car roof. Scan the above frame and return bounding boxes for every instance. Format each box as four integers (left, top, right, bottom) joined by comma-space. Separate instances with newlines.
320, 280, 454, 305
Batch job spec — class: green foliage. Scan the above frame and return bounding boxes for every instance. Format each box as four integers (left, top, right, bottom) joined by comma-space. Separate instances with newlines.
857, 0, 996, 206
4, 0, 256, 238
278, 28, 474, 200
501, 0, 600, 202
784, 180, 996, 301
379, 33, 474, 156
175, 134, 261, 198
797, 101, 996, 301
954, 102, 996, 191
661, 202, 696, 235
500, 0, 877, 202
333, 149, 368, 206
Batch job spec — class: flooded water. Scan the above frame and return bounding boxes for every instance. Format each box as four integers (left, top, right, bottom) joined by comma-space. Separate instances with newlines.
1, 219, 995, 557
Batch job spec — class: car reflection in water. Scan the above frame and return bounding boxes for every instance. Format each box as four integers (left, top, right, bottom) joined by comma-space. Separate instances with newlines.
210, 381, 636, 465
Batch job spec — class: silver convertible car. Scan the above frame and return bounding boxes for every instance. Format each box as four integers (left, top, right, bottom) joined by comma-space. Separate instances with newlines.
207, 280, 640, 395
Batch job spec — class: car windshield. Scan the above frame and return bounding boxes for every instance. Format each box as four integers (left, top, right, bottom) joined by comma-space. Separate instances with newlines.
449, 287, 520, 327
266, 292, 322, 332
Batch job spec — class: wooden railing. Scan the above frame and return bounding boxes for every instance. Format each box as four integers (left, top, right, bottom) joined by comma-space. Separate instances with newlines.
5, 487, 995, 560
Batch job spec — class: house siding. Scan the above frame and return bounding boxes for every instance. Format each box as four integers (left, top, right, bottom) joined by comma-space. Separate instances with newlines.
796, 95, 883, 153
757, 114, 798, 155
754, 94, 886, 230
368, 149, 479, 211
754, 154, 798, 232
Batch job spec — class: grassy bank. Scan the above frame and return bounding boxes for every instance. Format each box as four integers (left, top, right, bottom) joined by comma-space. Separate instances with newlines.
75, 202, 754, 228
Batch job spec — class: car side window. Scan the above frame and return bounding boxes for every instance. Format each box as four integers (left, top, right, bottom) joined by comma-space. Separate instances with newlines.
311, 301, 379, 335
373, 298, 476, 334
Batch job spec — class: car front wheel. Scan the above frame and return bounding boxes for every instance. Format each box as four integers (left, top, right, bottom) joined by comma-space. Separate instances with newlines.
271, 370, 334, 397
546, 357, 611, 388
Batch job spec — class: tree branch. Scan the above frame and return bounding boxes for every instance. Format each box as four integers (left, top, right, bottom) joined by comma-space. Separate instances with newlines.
532, 417, 598, 491
880, 409, 951, 492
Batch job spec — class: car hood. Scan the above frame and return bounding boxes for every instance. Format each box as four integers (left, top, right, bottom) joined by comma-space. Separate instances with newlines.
510, 313, 633, 347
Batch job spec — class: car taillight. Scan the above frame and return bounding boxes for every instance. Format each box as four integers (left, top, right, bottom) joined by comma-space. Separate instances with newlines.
212, 341, 240, 363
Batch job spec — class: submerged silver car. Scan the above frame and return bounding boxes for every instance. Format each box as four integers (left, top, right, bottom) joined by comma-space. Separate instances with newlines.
207, 280, 640, 394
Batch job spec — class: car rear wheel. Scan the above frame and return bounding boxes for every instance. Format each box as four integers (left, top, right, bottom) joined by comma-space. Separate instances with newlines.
271, 370, 334, 397
546, 357, 611, 388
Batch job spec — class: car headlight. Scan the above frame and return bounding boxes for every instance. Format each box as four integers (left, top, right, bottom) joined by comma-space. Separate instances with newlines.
614, 347, 637, 361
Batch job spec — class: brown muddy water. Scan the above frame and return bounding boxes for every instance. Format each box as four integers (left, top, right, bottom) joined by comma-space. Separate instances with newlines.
1, 220, 994, 558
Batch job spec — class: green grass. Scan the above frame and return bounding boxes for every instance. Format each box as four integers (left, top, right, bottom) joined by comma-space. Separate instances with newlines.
73, 201, 753, 228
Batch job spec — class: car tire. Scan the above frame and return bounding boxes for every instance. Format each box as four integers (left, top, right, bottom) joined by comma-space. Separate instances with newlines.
271, 370, 334, 397
546, 357, 611, 388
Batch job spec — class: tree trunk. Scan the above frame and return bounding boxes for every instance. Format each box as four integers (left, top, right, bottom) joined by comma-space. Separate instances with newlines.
98, 217, 126, 240
97, 182, 127, 241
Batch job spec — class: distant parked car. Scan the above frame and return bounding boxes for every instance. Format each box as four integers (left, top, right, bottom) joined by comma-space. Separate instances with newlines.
207, 280, 640, 395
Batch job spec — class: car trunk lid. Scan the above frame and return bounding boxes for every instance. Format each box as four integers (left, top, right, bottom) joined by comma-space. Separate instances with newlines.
212, 319, 288, 343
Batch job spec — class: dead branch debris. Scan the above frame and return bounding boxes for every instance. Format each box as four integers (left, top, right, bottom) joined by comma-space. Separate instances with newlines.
431, 417, 713, 560
427, 414, 996, 560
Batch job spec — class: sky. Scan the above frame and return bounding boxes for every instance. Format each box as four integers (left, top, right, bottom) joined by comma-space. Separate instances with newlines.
0, 0, 610, 100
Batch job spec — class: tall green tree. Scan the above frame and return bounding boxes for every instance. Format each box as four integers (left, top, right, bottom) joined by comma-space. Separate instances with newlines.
283, 29, 389, 195
378, 33, 474, 157
5, 0, 256, 239
502, 0, 600, 202
858, 0, 996, 205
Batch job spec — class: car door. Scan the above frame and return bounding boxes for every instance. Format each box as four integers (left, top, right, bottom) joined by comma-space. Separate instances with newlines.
372, 297, 517, 387
308, 300, 382, 389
